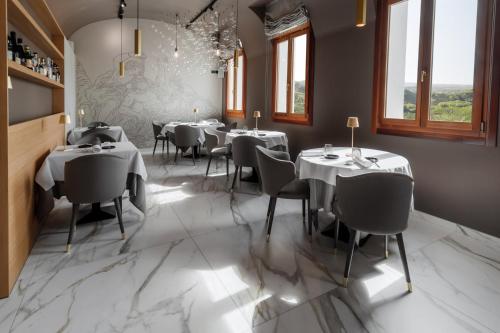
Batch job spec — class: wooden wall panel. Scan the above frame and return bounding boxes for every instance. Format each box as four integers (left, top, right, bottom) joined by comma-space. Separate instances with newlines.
6, 113, 64, 292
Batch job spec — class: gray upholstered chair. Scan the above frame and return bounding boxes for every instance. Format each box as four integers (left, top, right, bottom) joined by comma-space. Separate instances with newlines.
152, 121, 168, 156
334, 173, 414, 292
87, 121, 109, 128
82, 128, 118, 141
231, 135, 266, 190
204, 118, 219, 123
219, 122, 237, 132
174, 125, 200, 165
256, 146, 311, 241
64, 154, 129, 253
75, 133, 116, 145
204, 129, 230, 177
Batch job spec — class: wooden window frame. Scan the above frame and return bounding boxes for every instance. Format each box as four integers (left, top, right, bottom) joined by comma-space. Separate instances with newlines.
225, 49, 247, 119
372, 0, 499, 145
271, 23, 314, 125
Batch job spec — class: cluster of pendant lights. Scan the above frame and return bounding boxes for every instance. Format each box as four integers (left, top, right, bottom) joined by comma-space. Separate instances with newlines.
118, 0, 142, 77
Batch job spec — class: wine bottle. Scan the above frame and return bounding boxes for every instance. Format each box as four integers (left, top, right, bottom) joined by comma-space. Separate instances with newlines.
16, 38, 24, 65
9, 31, 16, 61
24, 45, 33, 69
7, 35, 13, 61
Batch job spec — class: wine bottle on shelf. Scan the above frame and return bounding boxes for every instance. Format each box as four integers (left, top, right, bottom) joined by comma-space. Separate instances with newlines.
24, 45, 33, 69
32, 52, 39, 70
9, 31, 17, 61
7, 34, 13, 61
16, 38, 24, 65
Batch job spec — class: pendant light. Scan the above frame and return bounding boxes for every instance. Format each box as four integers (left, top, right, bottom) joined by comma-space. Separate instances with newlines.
215, 11, 220, 57
174, 14, 179, 57
134, 0, 141, 56
356, 0, 366, 27
119, 18, 125, 77
233, 0, 239, 68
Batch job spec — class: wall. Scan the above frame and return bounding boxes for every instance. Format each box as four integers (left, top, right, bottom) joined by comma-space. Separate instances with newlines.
64, 39, 76, 134
227, 19, 500, 237
71, 19, 223, 147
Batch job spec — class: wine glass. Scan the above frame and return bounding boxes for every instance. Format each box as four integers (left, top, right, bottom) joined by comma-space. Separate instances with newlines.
324, 144, 333, 156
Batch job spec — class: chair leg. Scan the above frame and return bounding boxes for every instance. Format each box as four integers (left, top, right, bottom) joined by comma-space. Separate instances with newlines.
231, 166, 239, 190
206, 155, 213, 176
226, 156, 229, 178
266, 197, 277, 241
265, 196, 273, 225
307, 200, 313, 238
192, 146, 196, 166
114, 197, 126, 240
174, 147, 179, 162
66, 203, 79, 253
333, 217, 340, 254
343, 229, 358, 288
167, 139, 170, 156
396, 233, 412, 292
302, 199, 306, 225
153, 139, 158, 156
385, 235, 389, 259
162, 139, 165, 155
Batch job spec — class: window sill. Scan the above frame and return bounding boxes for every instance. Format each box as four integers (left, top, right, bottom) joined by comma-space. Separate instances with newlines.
272, 114, 312, 126
225, 110, 245, 119
374, 126, 488, 145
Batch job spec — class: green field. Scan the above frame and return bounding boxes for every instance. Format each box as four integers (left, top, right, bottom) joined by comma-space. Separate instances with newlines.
404, 85, 473, 122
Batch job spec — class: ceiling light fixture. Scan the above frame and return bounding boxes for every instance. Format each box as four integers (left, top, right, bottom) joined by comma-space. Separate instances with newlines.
356, 0, 367, 27
174, 13, 179, 58
233, 0, 239, 68
119, 18, 125, 77
134, 0, 142, 56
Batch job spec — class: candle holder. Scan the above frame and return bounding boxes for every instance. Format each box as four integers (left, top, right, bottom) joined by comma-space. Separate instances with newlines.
193, 108, 199, 123
253, 110, 261, 131
59, 114, 71, 150
346, 116, 359, 156
77, 109, 85, 128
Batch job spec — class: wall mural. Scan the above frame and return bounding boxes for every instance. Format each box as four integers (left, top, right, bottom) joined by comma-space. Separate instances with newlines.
73, 18, 223, 147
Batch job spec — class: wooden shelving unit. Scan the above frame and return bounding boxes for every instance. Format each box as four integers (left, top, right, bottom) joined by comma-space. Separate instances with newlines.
0, 0, 66, 298
8, 61, 64, 89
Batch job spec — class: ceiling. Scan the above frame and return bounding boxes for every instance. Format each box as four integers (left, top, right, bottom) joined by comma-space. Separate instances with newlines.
45, 0, 376, 57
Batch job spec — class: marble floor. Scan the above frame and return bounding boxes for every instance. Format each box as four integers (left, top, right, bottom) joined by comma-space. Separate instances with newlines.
1, 148, 500, 333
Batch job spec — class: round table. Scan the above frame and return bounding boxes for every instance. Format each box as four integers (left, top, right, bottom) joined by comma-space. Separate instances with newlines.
297, 147, 413, 211
161, 121, 224, 144
225, 130, 288, 150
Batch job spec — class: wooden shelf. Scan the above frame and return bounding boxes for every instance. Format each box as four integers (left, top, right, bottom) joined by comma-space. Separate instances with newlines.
8, 61, 64, 89
7, 0, 64, 61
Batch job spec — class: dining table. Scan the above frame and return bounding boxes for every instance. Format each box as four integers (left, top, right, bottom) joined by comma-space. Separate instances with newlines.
67, 126, 129, 145
160, 121, 224, 145
35, 141, 148, 223
225, 129, 289, 151
296, 147, 413, 239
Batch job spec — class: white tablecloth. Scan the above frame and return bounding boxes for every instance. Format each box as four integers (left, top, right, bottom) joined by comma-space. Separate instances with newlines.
161, 121, 224, 144
67, 126, 129, 145
296, 147, 413, 211
225, 130, 289, 150
35, 142, 148, 191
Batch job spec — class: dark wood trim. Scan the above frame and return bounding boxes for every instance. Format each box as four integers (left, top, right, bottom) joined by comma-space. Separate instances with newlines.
224, 49, 247, 119
271, 23, 313, 126
372, 0, 498, 144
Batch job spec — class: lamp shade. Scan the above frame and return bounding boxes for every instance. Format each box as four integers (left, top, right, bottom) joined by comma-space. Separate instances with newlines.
59, 114, 71, 125
193, 108, 199, 113
253, 111, 261, 118
347, 117, 359, 128
356, 0, 367, 27
78, 109, 85, 116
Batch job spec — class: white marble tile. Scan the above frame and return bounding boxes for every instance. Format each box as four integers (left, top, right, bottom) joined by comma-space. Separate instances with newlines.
11, 239, 251, 333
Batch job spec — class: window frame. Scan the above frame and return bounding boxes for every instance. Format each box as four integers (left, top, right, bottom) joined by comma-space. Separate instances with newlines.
372, 0, 498, 145
225, 49, 247, 119
271, 23, 314, 125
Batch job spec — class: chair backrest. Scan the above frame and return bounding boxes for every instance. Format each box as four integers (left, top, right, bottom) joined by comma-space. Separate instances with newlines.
75, 134, 102, 145
335, 173, 414, 235
82, 128, 118, 141
204, 129, 219, 153
229, 122, 237, 130
87, 121, 109, 128
65, 154, 129, 204
174, 125, 199, 147
256, 146, 295, 196
231, 135, 266, 168
152, 121, 164, 138
205, 118, 218, 123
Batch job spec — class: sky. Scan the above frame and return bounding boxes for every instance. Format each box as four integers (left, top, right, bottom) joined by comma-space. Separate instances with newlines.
404, 0, 478, 86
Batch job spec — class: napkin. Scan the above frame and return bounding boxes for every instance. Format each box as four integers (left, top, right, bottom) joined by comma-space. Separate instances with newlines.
353, 155, 373, 168
301, 149, 324, 157
92, 145, 102, 153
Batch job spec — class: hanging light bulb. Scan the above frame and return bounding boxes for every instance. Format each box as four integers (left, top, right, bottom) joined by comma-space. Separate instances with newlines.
174, 14, 179, 58
216, 48, 220, 56
134, 0, 142, 56
119, 18, 125, 77
356, 0, 367, 27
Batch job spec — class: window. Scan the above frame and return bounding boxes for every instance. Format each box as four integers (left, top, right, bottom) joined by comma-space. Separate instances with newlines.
272, 24, 313, 125
373, 0, 498, 144
225, 49, 246, 119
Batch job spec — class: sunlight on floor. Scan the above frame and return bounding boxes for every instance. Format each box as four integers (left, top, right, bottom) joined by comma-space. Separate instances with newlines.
362, 263, 404, 298
280, 295, 299, 305
200, 266, 250, 302
148, 183, 193, 204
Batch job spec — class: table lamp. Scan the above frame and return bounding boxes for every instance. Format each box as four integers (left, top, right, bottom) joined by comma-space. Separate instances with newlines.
347, 116, 359, 152
77, 109, 85, 128
193, 108, 199, 123
253, 111, 261, 130
59, 114, 71, 149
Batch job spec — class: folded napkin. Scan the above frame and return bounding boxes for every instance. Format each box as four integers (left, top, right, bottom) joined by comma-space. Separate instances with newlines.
301, 149, 324, 157
92, 145, 102, 153
353, 155, 373, 168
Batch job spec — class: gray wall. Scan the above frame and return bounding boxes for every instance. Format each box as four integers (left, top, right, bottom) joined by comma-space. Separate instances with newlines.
226, 21, 500, 237
71, 18, 223, 147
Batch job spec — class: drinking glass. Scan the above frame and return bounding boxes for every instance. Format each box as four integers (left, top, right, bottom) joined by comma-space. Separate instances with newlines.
324, 144, 333, 156
243, 125, 248, 132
